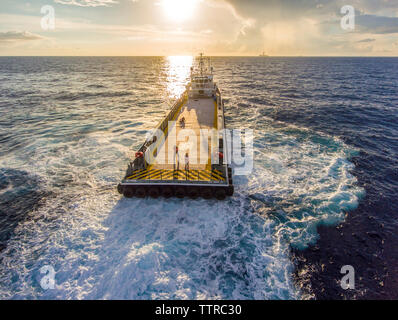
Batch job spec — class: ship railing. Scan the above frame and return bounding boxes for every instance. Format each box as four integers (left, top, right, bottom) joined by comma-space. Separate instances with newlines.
125, 91, 187, 176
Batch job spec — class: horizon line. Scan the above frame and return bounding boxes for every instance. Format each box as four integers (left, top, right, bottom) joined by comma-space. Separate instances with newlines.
1, 55, 397, 58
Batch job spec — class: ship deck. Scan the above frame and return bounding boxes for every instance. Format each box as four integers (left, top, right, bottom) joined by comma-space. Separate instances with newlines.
152, 97, 216, 171
124, 96, 226, 184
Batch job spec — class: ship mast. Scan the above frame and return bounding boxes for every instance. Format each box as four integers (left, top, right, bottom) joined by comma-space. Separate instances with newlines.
199, 52, 204, 76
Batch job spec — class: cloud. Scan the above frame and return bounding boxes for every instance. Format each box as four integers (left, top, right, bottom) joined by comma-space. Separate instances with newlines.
356, 14, 398, 34
356, 38, 375, 43
0, 31, 44, 42
54, 0, 118, 7
2, 0, 397, 55
221, 0, 398, 17
210, 0, 331, 54
212, 0, 398, 54
219, 0, 334, 20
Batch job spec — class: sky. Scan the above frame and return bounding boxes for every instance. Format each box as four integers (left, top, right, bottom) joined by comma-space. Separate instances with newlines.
0, 0, 397, 56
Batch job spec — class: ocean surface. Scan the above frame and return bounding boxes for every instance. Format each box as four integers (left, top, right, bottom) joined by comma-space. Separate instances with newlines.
0, 56, 396, 299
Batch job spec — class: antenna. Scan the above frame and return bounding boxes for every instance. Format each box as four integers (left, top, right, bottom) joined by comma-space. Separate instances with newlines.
199, 52, 204, 76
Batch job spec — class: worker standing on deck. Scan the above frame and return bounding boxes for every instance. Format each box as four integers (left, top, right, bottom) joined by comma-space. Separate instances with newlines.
180, 117, 186, 129
174, 146, 179, 171
185, 152, 189, 171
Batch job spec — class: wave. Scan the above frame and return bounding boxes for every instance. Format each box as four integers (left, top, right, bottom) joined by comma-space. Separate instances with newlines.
0, 57, 368, 300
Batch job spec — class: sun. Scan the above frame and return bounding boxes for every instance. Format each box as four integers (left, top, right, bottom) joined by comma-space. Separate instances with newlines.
161, 0, 198, 22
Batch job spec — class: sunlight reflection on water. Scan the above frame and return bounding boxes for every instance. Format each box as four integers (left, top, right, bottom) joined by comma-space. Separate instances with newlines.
166, 56, 193, 98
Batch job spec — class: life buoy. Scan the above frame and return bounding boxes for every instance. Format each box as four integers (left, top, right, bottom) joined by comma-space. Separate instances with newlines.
135, 152, 144, 158
218, 152, 224, 165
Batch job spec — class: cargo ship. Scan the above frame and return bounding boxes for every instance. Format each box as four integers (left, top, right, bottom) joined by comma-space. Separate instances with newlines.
118, 54, 234, 200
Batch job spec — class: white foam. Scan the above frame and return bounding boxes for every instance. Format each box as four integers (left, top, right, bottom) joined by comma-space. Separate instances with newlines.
0, 58, 364, 300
